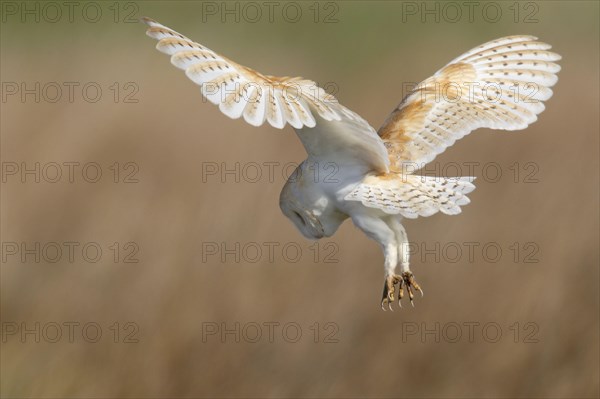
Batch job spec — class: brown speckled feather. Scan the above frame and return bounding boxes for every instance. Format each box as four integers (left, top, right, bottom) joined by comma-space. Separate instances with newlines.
378, 36, 561, 171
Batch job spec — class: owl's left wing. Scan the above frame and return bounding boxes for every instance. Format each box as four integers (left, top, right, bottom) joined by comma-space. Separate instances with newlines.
142, 17, 389, 171
378, 35, 561, 171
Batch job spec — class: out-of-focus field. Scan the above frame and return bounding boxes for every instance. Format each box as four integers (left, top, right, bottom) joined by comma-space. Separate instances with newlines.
1, 1, 598, 398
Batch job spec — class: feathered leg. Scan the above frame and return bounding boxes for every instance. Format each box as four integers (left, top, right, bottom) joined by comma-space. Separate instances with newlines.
389, 217, 423, 307
351, 214, 399, 310
351, 213, 422, 310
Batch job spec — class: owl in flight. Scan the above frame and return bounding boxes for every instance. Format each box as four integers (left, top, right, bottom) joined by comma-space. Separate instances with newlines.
142, 17, 560, 309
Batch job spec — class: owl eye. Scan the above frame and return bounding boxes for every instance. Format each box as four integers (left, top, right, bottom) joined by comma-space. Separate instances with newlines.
292, 211, 306, 226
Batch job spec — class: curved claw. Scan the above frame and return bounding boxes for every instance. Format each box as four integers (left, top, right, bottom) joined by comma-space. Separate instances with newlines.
381, 298, 394, 311
382, 272, 423, 310
413, 284, 424, 298
382, 294, 393, 311
400, 272, 423, 307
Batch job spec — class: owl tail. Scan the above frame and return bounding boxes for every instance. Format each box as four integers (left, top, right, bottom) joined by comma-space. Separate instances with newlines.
345, 174, 476, 219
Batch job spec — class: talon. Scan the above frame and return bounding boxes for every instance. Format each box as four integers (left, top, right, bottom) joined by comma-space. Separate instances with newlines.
398, 278, 404, 301
397, 271, 423, 307
383, 272, 423, 310
412, 281, 423, 296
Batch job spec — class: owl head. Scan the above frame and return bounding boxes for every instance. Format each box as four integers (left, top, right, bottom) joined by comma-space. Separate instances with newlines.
279, 163, 347, 240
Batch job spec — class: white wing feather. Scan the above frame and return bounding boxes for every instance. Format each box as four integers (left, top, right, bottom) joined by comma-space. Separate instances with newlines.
346, 174, 476, 218
142, 17, 389, 171
378, 35, 561, 171
348, 36, 559, 217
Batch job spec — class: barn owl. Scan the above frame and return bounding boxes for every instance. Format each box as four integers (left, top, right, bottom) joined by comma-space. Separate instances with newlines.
142, 17, 560, 309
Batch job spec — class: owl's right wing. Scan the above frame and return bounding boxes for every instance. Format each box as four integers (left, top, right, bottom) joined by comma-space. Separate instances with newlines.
142, 17, 389, 172
377, 35, 561, 171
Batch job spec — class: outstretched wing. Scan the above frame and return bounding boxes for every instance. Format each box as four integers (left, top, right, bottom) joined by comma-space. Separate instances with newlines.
378, 36, 561, 171
142, 17, 389, 171
345, 174, 476, 218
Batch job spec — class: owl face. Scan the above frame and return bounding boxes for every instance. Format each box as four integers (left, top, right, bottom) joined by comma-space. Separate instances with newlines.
279, 169, 347, 240
280, 202, 326, 240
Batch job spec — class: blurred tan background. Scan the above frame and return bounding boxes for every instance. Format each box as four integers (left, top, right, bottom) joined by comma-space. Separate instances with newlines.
1, 1, 598, 398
